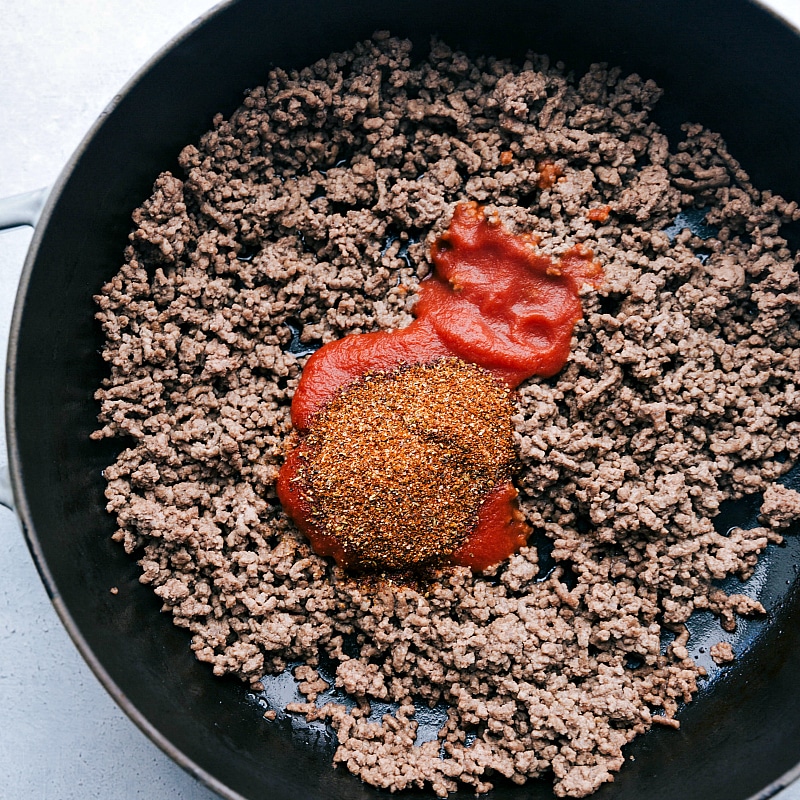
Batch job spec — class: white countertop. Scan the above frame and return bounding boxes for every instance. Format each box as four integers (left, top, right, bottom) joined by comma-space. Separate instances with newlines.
1, 1, 800, 798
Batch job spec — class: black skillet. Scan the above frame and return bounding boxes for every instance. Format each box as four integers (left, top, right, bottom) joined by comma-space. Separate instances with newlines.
6, 0, 800, 798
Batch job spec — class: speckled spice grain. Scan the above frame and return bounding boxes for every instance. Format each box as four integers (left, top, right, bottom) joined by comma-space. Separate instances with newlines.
297, 359, 516, 571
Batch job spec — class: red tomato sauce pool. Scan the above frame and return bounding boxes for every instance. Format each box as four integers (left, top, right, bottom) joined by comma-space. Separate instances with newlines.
278, 202, 602, 574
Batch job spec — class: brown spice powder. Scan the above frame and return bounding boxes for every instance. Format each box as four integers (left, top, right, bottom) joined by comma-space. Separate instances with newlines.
296, 358, 516, 572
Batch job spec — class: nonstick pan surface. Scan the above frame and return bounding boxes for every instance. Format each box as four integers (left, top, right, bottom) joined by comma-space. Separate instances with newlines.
4, 1, 800, 799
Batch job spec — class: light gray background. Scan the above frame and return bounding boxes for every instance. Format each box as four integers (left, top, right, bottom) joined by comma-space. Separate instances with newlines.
1, 1, 800, 798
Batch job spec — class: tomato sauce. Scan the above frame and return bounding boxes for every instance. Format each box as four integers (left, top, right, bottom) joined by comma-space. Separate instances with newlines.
279, 202, 602, 574
277, 445, 349, 565
448, 483, 531, 570
536, 159, 564, 189
588, 205, 611, 223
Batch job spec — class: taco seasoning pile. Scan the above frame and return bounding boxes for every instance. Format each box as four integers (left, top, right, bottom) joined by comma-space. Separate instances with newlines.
278, 357, 525, 574
93, 34, 800, 798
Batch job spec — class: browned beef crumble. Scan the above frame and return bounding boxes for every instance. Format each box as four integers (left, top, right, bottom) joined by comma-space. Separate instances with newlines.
92, 33, 800, 798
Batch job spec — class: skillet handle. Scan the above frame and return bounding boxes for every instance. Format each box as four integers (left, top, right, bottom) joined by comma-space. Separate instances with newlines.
0, 187, 48, 231
0, 468, 12, 512
0, 188, 48, 512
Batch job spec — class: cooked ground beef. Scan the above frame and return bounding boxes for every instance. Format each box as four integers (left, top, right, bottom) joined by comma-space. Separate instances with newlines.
709, 641, 735, 666
92, 33, 800, 798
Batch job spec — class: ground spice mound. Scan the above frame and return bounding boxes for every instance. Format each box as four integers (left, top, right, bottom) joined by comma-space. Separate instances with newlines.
296, 358, 516, 571
93, 34, 800, 799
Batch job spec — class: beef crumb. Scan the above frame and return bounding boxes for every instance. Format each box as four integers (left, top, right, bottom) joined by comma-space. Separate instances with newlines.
92, 34, 800, 798
710, 642, 735, 665
761, 484, 800, 529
